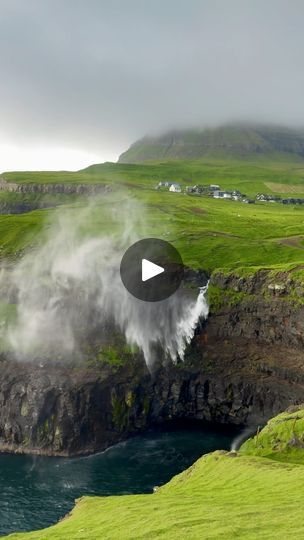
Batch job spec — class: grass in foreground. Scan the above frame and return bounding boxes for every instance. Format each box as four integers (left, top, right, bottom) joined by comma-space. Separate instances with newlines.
5, 449, 304, 540
7, 406, 304, 539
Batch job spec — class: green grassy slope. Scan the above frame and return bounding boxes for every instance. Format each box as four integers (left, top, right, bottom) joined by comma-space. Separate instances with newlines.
2, 160, 304, 272
3, 158, 304, 198
7, 406, 304, 540
3, 191, 304, 272
118, 124, 304, 163
240, 405, 304, 464
6, 451, 304, 539
1, 171, 103, 185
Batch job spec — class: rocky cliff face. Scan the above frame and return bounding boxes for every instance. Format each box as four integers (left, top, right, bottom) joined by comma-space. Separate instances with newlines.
0, 179, 111, 214
1, 269, 304, 456
0, 179, 110, 196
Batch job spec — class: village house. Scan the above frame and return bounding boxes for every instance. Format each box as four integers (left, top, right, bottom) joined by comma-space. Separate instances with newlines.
185, 185, 202, 194
169, 183, 182, 193
156, 181, 174, 190
256, 194, 281, 203
231, 190, 246, 201
213, 190, 233, 199
282, 198, 304, 205
242, 198, 255, 204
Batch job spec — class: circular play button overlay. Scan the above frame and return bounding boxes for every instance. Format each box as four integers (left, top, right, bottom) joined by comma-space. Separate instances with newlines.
120, 238, 184, 302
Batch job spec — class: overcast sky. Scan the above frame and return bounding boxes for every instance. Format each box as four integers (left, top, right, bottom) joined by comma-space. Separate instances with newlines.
1, 0, 304, 171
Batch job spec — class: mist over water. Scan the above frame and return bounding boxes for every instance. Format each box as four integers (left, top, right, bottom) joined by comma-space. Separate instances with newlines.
2, 198, 208, 366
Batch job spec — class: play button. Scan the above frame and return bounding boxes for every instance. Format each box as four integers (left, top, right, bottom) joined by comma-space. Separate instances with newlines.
142, 259, 164, 282
120, 238, 184, 302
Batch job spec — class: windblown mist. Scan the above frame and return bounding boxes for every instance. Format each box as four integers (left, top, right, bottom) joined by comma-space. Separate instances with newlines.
1, 199, 208, 367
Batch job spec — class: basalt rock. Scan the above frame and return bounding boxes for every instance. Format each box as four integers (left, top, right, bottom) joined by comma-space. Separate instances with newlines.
0, 179, 110, 196
0, 269, 304, 456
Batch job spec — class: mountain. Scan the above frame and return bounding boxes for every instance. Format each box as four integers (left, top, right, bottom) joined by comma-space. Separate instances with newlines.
118, 124, 304, 163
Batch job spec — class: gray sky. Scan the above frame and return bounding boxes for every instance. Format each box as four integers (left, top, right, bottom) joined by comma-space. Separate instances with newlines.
1, 0, 304, 170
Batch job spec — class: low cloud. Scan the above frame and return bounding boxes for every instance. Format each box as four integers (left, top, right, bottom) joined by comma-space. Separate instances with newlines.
0, 1, 304, 168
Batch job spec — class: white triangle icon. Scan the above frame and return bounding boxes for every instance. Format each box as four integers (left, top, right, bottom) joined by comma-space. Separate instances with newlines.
142, 258, 164, 282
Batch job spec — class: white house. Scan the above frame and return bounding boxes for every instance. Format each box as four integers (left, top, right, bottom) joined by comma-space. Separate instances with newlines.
213, 190, 232, 199
169, 183, 182, 193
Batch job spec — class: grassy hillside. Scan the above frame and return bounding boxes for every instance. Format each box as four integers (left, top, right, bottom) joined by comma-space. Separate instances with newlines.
6, 406, 304, 539
2, 160, 304, 272
3, 158, 304, 198
119, 124, 304, 163
240, 405, 304, 464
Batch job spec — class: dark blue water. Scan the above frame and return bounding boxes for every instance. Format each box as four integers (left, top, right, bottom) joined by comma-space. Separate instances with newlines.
0, 426, 234, 535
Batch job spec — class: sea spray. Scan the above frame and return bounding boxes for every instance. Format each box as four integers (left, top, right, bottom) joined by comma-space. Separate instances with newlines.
230, 426, 257, 452
2, 198, 209, 366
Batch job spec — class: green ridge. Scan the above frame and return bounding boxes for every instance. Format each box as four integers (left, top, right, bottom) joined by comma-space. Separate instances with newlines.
118, 124, 304, 163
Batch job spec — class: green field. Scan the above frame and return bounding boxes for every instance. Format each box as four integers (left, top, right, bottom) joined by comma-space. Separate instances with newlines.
2, 159, 304, 272
4, 159, 304, 196
6, 406, 304, 540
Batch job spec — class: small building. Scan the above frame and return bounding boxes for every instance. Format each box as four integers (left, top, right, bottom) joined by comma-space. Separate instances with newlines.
156, 181, 171, 190
256, 194, 281, 203
282, 198, 304, 205
193, 184, 204, 193
156, 181, 177, 189
213, 190, 233, 199
242, 198, 255, 204
186, 184, 209, 194
169, 183, 182, 193
231, 191, 241, 201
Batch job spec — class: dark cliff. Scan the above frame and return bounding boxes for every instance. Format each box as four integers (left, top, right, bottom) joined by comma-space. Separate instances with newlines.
0, 179, 111, 214
0, 269, 303, 456
0, 179, 110, 196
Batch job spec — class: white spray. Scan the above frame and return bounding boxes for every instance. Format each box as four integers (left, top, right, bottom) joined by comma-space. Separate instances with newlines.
230, 426, 257, 452
1, 198, 209, 367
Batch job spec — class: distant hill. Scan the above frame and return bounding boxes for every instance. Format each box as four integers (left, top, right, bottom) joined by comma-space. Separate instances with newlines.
118, 124, 304, 163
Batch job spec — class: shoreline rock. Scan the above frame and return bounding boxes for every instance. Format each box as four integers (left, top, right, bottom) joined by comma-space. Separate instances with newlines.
0, 268, 304, 457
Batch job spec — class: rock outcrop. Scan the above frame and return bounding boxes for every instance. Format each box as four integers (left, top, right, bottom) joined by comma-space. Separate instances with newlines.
0, 179, 110, 196
0, 179, 112, 213
1, 268, 304, 456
